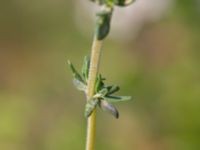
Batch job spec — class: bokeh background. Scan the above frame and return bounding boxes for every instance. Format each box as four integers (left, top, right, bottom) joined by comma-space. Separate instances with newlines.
0, 0, 200, 150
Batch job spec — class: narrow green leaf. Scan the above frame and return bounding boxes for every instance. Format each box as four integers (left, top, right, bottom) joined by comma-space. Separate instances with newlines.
73, 79, 86, 92
85, 99, 99, 118
81, 56, 90, 82
68, 60, 84, 82
95, 75, 101, 93
95, 74, 105, 93
104, 96, 132, 103
107, 85, 120, 95
99, 100, 119, 118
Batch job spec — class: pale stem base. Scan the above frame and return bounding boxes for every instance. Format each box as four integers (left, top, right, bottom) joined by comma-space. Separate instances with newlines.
85, 38, 103, 150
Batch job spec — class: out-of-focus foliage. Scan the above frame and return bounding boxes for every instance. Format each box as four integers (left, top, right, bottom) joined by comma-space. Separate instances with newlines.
0, 0, 200, 150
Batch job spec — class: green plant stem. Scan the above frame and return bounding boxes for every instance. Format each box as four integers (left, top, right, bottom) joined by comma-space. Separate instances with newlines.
86, 37, 103, 150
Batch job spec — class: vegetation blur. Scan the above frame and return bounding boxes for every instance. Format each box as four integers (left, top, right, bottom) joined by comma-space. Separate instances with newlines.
0, 0, 200, 150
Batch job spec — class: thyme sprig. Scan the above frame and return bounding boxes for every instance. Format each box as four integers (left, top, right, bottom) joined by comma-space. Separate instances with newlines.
68, 56, 131, 118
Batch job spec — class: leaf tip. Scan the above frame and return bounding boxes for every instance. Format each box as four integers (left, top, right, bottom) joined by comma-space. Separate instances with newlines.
127, 96, 132, 100
67, 60, 71, 65
115, 111, 119, 119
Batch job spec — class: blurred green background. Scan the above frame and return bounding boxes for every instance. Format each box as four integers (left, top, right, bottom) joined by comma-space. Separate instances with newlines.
0, 0, 200, 150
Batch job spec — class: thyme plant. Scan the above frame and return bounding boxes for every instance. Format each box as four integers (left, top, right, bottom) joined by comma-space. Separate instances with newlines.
68, 0, 135, 149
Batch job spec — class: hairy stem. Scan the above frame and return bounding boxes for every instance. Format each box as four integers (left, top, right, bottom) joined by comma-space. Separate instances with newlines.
86, 37, 103, 150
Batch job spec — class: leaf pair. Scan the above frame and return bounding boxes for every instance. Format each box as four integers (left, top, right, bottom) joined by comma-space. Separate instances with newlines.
68, 56, 132, 119
85, 94, 121, 119
85, 84, 131, 118
68, 56, 90, 92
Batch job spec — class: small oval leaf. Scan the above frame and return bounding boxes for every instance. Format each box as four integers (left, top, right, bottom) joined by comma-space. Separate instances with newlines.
85, 99, 99, 117
68, 60, 84, 82
99, 100, 119, 118
96, 8, 112, 40
104, 96, 132, 103
114, 0, 134, 6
